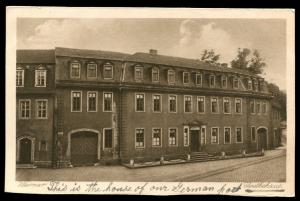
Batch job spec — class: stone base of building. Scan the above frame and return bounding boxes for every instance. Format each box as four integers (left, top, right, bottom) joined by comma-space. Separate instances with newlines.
34, 161, 53, 168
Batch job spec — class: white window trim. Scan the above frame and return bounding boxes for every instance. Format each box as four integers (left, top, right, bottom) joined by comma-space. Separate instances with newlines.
152, 128, 162, 147
35, 99, 48, 119
210, 127, 219, 144
70, 62, 81, 79
233, 77, 239, 89
256, 100, 261, 115
209, 75, 216, 88
201, 125, 207, 145
152, 67, 159, 83
262, 101, 268, 115
248, 79, 253, 90
34, 69, 47, 87
16, 69, 24, 87
71, 91, 82, 112
19, 99, 31, 119
87, 91, 98, 112
103, 63, 114, 80
235, 127, 243, 143
135, 128, 145, 149
103, 92, 113, 112
134, 65, 143, 81
135, 93, 145, 112
103, 128, 114, 149
222, 76, 227, 88
197, 96, 205, 114
195, 73, 202, 86
168, 70, 175, 85
168, 94, 177, 113
250, 100, 256, 115
183, 126, 190, 147
235, 98, 243, 114
184, 95, 193, 113
152, 94, 162, 113
211, 97, 219, 114
87, 63, 97, 79
168, 127, 178, 147
223, 97, 231, 114
224, 127, 231, 144
251, 126, 256, 142
183, 72, 190, 85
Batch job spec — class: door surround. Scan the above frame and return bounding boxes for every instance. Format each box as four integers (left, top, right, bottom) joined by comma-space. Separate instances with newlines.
17, 136, 35, 164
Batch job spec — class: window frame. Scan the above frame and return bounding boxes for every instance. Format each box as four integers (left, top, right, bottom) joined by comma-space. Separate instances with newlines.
134, 65, 143, 81
210, 127, 219, 144
168, 70, 175, 84
183, 126, 190, 147
235, 127, 243, 143
19, 99, 31, 119
152, 128, 162, 147
224, 127, 231, 144
168, 94, 177, 113
256, 100, 261, 114
235, 98, 243, 114
87, 91, 98, 112
35, 99, 48, 119
250, 100, 255, 114
209, 75, 216, 88
71, 91, 82, 112
251, 126, 256, 142
152, 67, 159, 83
262, 101, 267, 114
211, 97, 219, 114
195, 73, 202, 86
168, 127, 178, 146
16, 68, 24, 87
184, 95, 193, 113
233, 77, 239, 89
248, 79, 253, 90
221, 75, 227, 88
183, 72, 190, 85
103, 128, 113, 149
35, 69, 47, 87
197, 96, 205, 114
103, 62, 113, 80
87, 63, 97, 79
223, 97, 231, 114
135, 93, 145, 112
70, 62, 81, 79
152, 94, 162, 113
135, 128, 145, 149
103, 92, 113, 112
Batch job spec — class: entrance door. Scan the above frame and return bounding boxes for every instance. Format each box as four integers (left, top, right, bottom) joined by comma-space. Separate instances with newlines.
71, 131, 98, 166
190, 130, 200, 152
19, 138, 32, 164
257, 128, 267, 150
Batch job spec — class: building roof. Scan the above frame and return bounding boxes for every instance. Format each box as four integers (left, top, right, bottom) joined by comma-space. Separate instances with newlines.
55, 47, 131, 61
17, 49, 55, 64
126, 52, 259, 77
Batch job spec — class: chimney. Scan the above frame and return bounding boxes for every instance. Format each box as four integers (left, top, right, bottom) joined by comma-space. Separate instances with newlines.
149, 49, 158, 55
221, 63, 228, 68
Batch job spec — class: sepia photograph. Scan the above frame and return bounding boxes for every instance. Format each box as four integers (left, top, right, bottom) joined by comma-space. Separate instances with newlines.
5, 7, 295, 196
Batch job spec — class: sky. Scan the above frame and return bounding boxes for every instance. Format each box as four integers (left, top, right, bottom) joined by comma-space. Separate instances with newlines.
17, 18, 286, 90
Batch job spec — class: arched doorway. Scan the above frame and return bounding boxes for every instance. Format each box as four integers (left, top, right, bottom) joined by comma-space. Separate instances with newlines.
70, 130, 99, 166
257, 127, 268, 150
17, 137, 35, 164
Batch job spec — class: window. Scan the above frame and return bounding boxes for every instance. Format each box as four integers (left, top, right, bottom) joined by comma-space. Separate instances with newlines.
223, 98, 231, 114
153, 94, 161, 112
233, 77, 239, 89
184, 95, 192, 113
224, 127, 231, 144
222, 76, 227, 88
135, 65, 143, 81
183, 72, 189, 84
169, 95, 177, 113
16, 69, 24, 87
196, 73, 202, 86
248, 79, 253, 90
39, 140, 47, 151
152, 67, 159, 82
235, 98, 242, 114
135, 93, 145, 112
152, 128, 162, 147
250, 100, 255, 114
103, 63, 113, 79
211, 97, 219, 113
87, 92, 98, 112
256, 101, 261, 113
35, 70, 47, 87
183, 126, 189, 146
251, 126, 256, 142
169, 128, 177, 146
209, 75, 215, 87
87, 63, 97, 78
19, 99, 31, 119
236, 127, 243, 143
135, 128, 145, 148
168, 70, 175, 84
36, 99, 48, 119
211, 127, 219, 144
70, 63, 80, 78
253, 80, 258, 91
71, 91, 82, 112
104, 128, 113, 149
103, 92, 113, 112
197, 96, 205, 113
262, 102, 267, 114
201, 126, 206, 145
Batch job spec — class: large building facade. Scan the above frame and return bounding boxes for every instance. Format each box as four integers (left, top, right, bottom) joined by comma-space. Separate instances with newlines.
16, 47, 282, 168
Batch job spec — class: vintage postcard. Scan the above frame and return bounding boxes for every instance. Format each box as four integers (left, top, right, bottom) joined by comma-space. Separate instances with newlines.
5, 7, 295, 196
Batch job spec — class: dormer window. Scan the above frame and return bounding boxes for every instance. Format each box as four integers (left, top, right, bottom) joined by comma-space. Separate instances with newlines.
135, 65, 143, 81
152, 67, 159, 82
103, 62, 113, 79
253, 80, 258, 91
221, 75, 227, 88
168, 70, 175, 84
87, 63, 97, 78
70, 62, 80, 78
259, 80, 265, 91
233, 77, 239, 89
35, 67, 47, 87
195, 73, 202, 86
16, 67, 24, 87
183, 72, 189, 85
248, 79, 253, 90
209, 75, 215, 87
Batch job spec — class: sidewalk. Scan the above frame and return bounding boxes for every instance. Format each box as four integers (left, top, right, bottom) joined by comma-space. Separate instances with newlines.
16, 148, 286, 182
